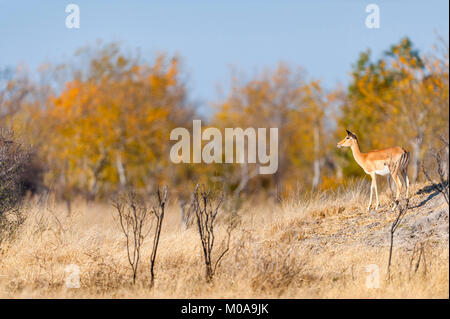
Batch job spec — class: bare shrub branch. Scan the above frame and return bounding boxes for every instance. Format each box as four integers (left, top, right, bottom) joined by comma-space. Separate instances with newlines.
0, 129, 30, 214
113, 192, 152, 284
191, 184, 236, 282
387, 197, 409, 280
422, 136, 449, 205
387, 174, 410, 281
0, 128, 34, 243
149, 186, 167, 288
113, 186, 167, 287
409, 241, 428, 279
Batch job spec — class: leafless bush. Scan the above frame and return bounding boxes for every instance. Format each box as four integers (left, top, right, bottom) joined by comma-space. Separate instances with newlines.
386, 176, 410, 280
387, 197, 410, 280
386, 137, 448, 280
0, 129, 33, 243
408, 241, 428, 279
0, 207, 26, 245
112, 186, 167, 287
1, 130, 27, 213
191, 184, 236, 282
149, 186, 167, 288
422, 136, 449, 205
113, 192, 152, 284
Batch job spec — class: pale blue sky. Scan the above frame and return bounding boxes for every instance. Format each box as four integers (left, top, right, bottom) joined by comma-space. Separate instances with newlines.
0, 1, 448, 113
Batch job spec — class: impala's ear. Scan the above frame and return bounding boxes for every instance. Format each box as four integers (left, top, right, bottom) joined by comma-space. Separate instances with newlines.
346, 129, 357, 139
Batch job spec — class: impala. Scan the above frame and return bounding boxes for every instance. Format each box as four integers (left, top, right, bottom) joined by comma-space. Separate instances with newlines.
337, 130, 409, 211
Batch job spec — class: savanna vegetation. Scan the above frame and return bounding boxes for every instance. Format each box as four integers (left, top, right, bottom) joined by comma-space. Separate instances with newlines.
0, 36, 448, 298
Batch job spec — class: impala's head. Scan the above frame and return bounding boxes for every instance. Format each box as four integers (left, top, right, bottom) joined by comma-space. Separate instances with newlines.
337, 130, 358, 148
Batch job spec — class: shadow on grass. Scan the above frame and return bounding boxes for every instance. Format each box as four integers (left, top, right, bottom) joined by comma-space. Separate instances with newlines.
412, 181, 448, 209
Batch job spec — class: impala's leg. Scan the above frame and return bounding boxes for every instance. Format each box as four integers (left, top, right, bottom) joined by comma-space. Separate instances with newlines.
402, 169, 409, 198
368, 173, 376, 211
393, 173, 402, 200
373, 174, 379, 210
391, 173, 402, 211
368, 176, 373, 211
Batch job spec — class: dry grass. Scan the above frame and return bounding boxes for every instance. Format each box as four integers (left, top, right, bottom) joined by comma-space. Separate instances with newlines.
0, 181, 448, 298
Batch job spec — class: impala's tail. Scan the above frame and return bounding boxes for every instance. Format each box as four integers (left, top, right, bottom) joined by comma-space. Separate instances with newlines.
400, 148, 410, 197
400, 148, 410, 173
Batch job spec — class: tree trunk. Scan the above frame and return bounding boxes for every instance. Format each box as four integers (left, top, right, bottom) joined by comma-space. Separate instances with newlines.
411, 131, 423, 183
116, 153, 127, 190
312, 123, 321, 189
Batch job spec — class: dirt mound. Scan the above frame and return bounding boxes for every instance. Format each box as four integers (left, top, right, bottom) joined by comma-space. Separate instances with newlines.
297, 184, 449, 252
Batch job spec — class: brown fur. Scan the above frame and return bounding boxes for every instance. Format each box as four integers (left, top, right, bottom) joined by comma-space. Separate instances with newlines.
337, 130, 409, 211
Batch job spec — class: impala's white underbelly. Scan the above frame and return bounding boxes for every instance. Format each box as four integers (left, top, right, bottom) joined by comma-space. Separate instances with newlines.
374, 166, 390, 176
